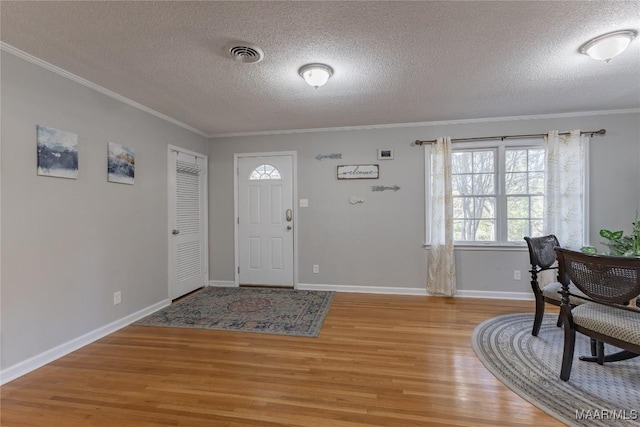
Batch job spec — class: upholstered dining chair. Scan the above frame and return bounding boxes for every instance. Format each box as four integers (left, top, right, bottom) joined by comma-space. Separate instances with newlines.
555, 248, 640, 381
524, 235, 589, 336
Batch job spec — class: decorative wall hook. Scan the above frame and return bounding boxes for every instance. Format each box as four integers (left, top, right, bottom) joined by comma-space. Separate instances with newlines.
315, 153, 342, 161
372, 185, 400, 192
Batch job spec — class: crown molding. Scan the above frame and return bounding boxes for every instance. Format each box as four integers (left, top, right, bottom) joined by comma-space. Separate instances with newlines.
209, 108, 640, 138
1, 42, 208, 138
3, 42, 637, 140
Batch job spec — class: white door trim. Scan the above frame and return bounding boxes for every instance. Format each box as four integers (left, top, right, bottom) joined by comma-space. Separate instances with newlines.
168, 144, 209, 299
234, 151, 298, 288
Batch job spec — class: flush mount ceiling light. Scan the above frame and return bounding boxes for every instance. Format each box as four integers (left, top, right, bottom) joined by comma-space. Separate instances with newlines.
579, 30, 637, 62
298, 63, 333, 89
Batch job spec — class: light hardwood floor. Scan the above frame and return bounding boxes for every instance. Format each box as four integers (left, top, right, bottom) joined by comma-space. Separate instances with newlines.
0, 293, 562, 426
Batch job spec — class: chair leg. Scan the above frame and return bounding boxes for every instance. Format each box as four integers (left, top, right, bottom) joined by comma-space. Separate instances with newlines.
560, 307, 576, 381
556, 313, 563, 328
597, 341, 605, 365
532, 297, 545, 336
590, 338, 597, 357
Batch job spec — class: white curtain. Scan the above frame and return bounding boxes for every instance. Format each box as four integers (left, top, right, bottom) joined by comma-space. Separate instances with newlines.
427, 137, 457, 296
544, 130, 587, 249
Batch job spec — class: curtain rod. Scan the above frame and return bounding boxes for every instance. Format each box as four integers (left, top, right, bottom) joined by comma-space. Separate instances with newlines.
412, 129, 606, 146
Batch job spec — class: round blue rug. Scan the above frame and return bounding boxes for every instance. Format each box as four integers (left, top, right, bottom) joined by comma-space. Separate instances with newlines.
472, 313, 640, 427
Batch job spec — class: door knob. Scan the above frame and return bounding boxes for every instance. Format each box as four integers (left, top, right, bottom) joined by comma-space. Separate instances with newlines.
172, 229, 180, 235
286, 209, 293, 222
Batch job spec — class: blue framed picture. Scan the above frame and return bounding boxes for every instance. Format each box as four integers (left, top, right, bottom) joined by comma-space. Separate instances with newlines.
108, 142, 135, 185
37, 125, 78, 179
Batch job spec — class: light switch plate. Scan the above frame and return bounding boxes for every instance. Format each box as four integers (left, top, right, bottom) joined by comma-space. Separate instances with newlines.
300, 199, 309, 208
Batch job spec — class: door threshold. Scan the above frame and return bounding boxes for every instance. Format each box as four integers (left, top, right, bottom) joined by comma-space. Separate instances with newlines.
239, 284, 294, 289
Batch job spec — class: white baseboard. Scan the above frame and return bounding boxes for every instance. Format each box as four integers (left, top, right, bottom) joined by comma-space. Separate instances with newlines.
0, 284, 533, 385
0, 299, 170, 386
297, 283, 534, 300
208, 281, 533, 300
455, 290, 534, 300
208, 280, 237, 287
297, 283, 428, 295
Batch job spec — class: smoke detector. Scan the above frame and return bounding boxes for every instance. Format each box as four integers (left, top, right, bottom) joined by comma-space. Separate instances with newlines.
226, 42, 264, 64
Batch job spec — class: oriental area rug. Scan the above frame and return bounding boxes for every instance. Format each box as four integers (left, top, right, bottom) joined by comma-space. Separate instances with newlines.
472, 313, 640, 427
134, 286, 334, 337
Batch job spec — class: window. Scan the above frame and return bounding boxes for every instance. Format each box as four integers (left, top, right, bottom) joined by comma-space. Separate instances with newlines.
249, 164, 281, 180
505, 148, 545, 241
427, 139, 545, 245
451, 149, 496, 241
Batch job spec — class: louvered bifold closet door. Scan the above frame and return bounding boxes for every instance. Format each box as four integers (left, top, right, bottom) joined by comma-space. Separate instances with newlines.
175, 159, 202, 286
168, 147, 208, 300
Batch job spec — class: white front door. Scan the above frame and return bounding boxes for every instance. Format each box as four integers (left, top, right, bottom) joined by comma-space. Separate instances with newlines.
168, 146, 208, 300
237, 154, 295, 287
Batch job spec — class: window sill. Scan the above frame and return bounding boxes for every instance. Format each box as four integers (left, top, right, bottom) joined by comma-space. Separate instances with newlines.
422, 243, 528, 252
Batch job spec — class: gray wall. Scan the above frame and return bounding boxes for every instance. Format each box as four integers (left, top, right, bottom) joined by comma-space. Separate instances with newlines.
1, 52, 208, 369
208, 112, 640, 292
2, 47, 638, 372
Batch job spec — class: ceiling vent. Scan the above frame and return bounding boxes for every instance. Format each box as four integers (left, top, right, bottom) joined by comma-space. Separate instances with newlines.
227, 43, 264, 63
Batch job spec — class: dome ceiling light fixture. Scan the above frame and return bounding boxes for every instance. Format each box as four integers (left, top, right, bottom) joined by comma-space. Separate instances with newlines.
579, 30, 637, 62
298, 63, 333, 89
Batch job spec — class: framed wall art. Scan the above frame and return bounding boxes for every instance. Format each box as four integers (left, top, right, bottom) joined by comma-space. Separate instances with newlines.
337, 164, 379, 180
377, 149, 394, 160
107, 142, 135, 185
36, 125, 78, 179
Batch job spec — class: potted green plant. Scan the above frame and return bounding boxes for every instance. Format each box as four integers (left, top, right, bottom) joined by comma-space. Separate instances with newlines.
581, 212, 640, 257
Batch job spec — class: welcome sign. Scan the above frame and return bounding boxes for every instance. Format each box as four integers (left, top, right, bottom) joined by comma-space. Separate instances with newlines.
337, 164, 379, 180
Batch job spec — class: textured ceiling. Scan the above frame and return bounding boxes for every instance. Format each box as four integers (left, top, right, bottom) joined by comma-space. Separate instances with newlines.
1, 1, 639, 136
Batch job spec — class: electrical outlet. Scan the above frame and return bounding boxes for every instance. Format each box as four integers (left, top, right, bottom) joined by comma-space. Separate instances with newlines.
313, 264, 319, 274
513, 270, 521, 281
113, 291, 122, 305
